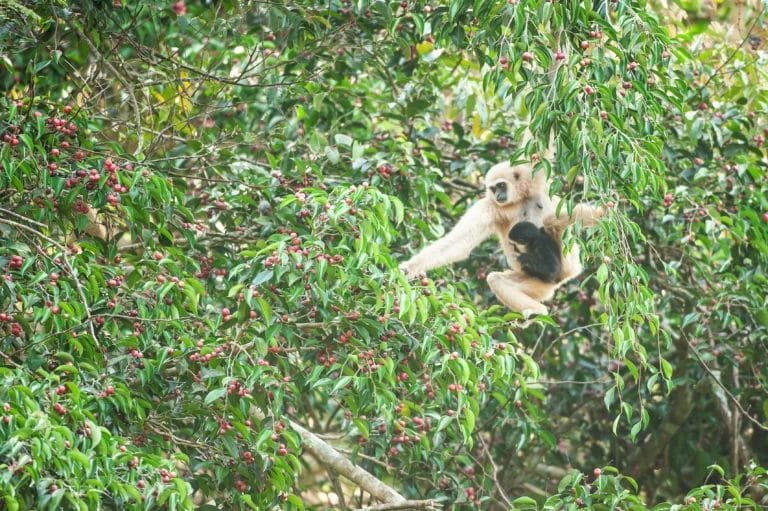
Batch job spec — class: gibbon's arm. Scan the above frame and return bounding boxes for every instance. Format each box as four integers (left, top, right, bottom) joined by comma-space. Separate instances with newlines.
400, 199, 495, 277
544, 202, 605, 236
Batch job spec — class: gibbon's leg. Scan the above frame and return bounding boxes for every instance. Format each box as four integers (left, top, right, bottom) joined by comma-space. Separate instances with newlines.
558, 247, 583, 284
400, 199, 495, 277
486, 271, 549, 317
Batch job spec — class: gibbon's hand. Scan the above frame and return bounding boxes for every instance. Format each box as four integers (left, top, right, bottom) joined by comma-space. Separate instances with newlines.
399, 259, 423, 279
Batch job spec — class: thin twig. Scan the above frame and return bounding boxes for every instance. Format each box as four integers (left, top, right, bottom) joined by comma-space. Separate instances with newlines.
699, 4, 766, 93
686, 336, 768, 431
478, 434, 512, 508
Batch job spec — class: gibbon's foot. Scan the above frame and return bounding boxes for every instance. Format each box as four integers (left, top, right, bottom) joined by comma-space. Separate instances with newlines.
486, 271, 550, 316
521, 305, 548, 317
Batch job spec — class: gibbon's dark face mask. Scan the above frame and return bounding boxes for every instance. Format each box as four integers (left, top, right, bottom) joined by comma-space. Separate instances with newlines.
490, 181, 508, 203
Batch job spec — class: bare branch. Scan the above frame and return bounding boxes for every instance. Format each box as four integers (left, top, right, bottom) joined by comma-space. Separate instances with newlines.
289, 420, 407, 504
353, 500, 441, 511
250, 407, 409, 505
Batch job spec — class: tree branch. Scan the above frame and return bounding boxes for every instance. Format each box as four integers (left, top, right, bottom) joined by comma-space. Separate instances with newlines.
353, 500, 441, 511
289, 420, 407, 504
250, 407, 412, 505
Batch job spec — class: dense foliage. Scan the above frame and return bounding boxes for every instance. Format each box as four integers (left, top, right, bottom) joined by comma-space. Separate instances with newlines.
1, 0, 766, 510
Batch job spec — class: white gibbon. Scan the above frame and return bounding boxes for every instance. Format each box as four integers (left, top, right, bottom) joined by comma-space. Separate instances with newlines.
400, 159, 604, 316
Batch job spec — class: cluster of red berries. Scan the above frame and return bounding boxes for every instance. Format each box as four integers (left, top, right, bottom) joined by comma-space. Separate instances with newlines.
264, 251, 281, 269
316, 252, 345, 265
316, 351, 337, 369
172, 0, 186, 16
158, 468, 176, 484
218, 418, 233, 435
8, 322, 22, 337
422, 374, 436, 399
446, 322, 463, 342
8, 255, 23, 270
72, 199, 89, 214
188, 342, 229, 364
97, 385, 116, 398
376, 164, 393, 179
357, 349, 379, 373
2, 125, 20, 147
46, 114, 77, 137
226, 380, 250, 398
194, 255, 216, 279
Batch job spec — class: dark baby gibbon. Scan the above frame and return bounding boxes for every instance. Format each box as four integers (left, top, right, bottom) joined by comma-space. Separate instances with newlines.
508, 221, 562, 283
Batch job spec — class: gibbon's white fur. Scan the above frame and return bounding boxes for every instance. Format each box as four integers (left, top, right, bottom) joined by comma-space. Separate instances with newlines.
400, 159, 605, 316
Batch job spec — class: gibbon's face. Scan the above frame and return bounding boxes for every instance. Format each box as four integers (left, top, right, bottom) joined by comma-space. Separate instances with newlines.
485, 161, 543, 206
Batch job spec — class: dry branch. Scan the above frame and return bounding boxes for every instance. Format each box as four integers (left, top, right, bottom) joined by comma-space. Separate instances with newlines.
353, 500, 441, 511
288, 420, 407, 504
250, 407, 416, 506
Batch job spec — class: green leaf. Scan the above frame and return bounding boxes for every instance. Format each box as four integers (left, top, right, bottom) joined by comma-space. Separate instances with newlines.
660, 357, 673, 380
334, 134, 352, 146
205, 388, 227, 405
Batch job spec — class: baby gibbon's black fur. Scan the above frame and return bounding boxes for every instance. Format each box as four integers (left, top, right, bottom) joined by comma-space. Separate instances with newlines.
509, 221, 562, 283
